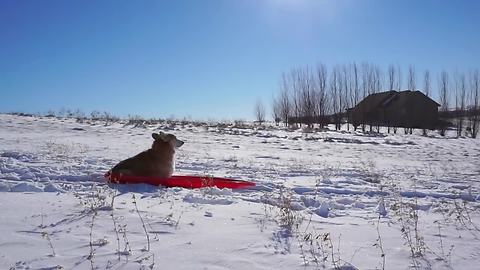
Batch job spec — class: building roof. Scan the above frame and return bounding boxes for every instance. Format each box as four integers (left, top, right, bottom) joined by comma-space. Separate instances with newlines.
356, 90, 397, 109
356, 90, 440, 110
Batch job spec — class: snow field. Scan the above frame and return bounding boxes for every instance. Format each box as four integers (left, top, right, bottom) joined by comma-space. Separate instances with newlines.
1, 114, 480, 269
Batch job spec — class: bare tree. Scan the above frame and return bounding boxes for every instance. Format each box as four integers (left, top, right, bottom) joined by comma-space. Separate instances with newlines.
315, 63, 328, 127
373, 65, 383, 93
438, 71, 450, 136
388, 64, 396, 91
408, 65, 416, 91
468, 70, 479, 138
279, 67, 318, 128
351, 62, 360, 106
349, 62, 360, 130
330, 66, 342, 130
344, 63, 359, 131
291, 68, 303, 127
422, 70, 431, 136
359, 63, 372, 132
385, 64, 397, 133
342, 65, 350, 130
404, 65, 416, 134
423, 70, 431, 97
300, 67, 316, 128
367, 63, 377, 95
392, 65, 403, 134
338, 64, 351, 130
278, 73, 292, 126
254, 99, 266, 125
454, 72, 466, 137
372, 65, 383, 132
396, 64, 403, 91
272, 95, 281, 126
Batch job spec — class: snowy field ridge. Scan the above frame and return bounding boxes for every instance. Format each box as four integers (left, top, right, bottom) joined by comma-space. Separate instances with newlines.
0, 113, 479, 270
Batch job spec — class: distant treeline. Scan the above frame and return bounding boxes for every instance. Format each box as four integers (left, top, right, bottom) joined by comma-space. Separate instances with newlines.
264, 62, 479, 138
438, 108, 480, 119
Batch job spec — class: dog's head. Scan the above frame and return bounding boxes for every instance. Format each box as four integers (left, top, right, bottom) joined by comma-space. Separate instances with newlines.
151, 132, 184, 152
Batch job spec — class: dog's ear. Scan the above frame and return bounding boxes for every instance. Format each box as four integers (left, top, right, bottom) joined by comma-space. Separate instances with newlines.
175, 139, 185, 148
152, 133, 159, 140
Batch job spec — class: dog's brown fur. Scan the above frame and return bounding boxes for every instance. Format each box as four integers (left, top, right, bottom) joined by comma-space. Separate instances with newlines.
110, 132, 184, 178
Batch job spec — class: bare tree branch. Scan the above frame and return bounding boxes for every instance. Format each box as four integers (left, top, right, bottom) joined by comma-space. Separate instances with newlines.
254, 99, 266, 125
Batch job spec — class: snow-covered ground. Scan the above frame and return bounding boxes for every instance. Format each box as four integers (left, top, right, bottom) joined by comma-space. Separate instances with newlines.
1, 113, 479, 270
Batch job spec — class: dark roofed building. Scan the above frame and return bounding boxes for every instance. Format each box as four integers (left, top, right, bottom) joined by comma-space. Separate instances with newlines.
348, 90, 440, 129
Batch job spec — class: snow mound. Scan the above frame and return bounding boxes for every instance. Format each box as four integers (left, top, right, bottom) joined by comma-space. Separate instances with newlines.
315, 201, 330, 217
183, 193, 234, 205
10, 182, 43, 192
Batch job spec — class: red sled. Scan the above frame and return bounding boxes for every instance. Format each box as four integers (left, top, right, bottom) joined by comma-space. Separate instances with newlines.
104, 171, 256, 189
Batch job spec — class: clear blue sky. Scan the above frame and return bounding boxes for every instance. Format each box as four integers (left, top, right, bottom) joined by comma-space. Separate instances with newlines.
1, 0, 479, 120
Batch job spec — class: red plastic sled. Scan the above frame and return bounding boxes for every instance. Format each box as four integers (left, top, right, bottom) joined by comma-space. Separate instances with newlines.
105, 171, 256, 189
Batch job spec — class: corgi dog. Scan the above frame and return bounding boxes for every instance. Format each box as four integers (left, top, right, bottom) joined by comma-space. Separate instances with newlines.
110, 132, 184, 178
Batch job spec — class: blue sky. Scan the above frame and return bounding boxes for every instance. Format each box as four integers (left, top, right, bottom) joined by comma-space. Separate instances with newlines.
1, 0, 479, 120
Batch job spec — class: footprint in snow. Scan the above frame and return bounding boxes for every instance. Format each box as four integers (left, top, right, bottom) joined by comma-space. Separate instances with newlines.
255, 155, 280, 160
204, 211, 213, 217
